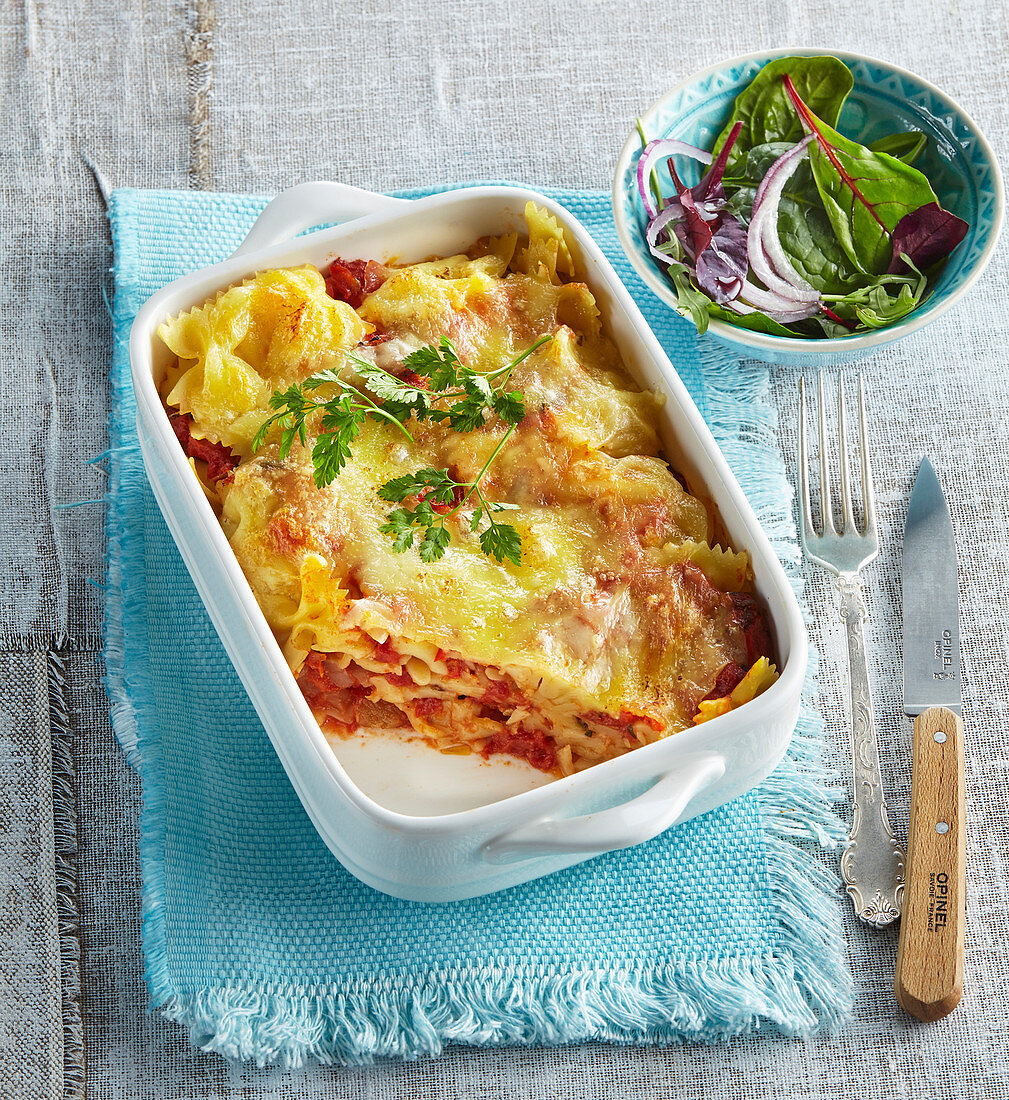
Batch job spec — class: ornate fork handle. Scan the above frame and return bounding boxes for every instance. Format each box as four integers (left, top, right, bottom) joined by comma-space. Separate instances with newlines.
837, 577, 905, 927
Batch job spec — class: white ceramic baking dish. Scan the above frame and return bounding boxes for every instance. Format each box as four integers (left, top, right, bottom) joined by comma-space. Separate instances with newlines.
129, 182, 807, 903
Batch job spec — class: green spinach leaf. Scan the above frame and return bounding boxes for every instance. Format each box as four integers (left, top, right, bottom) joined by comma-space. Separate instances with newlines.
869, 130, 928, 165
707, 304, 798, 337
711, 55, 853, 172
813, 313, 855, 338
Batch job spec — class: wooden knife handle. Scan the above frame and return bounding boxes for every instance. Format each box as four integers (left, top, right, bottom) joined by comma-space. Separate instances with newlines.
895, 706, 965, 1020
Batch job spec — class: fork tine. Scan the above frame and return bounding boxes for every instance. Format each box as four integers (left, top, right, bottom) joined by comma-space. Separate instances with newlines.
857, 374, 877, 537
797, 377, 817, 544
817, 372, 837, 535
837, 374, 857, 535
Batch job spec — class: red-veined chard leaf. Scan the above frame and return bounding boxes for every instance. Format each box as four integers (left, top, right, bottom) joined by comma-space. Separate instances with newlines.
711, 55, 853, 173
675, 189, 716, 258
887, 202, 968, 274
783, 74, 965, 276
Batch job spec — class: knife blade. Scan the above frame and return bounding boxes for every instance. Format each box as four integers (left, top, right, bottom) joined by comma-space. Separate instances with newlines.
894, 457, 965, 1021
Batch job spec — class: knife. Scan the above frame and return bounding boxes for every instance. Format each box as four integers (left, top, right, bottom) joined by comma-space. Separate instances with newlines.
894, 457, 965, 1021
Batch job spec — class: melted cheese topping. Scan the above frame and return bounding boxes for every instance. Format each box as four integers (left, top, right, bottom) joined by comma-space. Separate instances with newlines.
159, 204, 775, 771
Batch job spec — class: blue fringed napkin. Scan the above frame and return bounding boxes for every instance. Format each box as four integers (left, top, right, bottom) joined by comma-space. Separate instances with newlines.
104, 184, 852, 1067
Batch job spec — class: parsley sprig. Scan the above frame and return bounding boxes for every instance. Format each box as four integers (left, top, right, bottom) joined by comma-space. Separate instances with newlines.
358, 336, 539, 433
377, 439, 523, 565
253, 333, 551, 565
251, 368, 413, 487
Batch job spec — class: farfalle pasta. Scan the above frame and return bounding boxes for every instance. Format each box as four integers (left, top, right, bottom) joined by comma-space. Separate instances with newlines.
157, 203, 778, 776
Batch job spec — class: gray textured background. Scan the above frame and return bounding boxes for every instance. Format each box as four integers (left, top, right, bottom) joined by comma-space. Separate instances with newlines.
3, 0, 1009, 1095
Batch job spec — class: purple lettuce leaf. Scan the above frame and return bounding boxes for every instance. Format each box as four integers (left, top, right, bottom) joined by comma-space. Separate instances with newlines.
695, 214, 749, 303
887, 202, 969, 274
641, 121, 750, 308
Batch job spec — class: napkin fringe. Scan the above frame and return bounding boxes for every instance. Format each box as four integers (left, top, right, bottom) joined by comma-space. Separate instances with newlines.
104, 258, 150, 770
155, 938, 836, 1068
104, 261, 179, 1018
154, 730, 851, 1068
132, 339, 850, 1068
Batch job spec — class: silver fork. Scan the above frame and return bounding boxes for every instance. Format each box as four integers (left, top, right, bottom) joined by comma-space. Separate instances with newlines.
798, 374, 904, 928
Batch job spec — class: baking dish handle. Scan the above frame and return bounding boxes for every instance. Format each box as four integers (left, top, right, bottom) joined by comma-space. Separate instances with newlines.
482, 752, 727, 863
230, 182, 411, 258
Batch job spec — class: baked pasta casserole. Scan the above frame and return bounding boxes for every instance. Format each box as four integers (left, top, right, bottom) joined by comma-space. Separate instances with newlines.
157, 203, 777, 776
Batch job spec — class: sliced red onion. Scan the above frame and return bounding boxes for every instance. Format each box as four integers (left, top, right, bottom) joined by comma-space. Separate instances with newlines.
645, 202, 686, 265
639, 125, 819, 324
734, 279, 821, 322
645, 192, 725, 266
637, 138, 713, 219
747, 136, 819, 304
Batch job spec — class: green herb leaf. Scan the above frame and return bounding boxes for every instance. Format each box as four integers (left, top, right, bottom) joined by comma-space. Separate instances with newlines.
251, 414, 282, 455
445, 396, 490, 433
854, 282, 922, 327
378, 508, 422, 553
464, 373, 494, 404
258, 334, 550, 564
302, 367, 353, 392
351, 357, 432, 420
402, 336, 464, 390
312, 396, 365, 485
252, 382, 316, 458
493, 390, 526, 425
479, 522, 522, 566
817, 258, 927, 330
377, 474, 422, 503
419, 525, 451, 562
378, 467, 456, 504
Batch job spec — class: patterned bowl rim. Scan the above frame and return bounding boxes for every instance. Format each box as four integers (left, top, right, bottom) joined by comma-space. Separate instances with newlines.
612, 47, 1005, 355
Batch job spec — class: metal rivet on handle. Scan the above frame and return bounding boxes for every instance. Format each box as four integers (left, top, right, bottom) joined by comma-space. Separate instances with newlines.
934, 731, 947, 743
935, 821, 950, 834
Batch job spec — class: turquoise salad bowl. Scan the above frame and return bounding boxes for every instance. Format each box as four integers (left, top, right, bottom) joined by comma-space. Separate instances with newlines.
612, 49, 1004, 366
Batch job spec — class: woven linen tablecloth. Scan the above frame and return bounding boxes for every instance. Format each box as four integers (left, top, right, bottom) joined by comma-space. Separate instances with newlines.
3, 0, 1009, 1096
